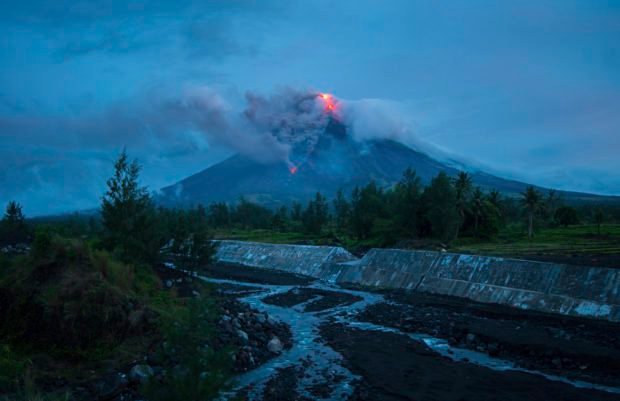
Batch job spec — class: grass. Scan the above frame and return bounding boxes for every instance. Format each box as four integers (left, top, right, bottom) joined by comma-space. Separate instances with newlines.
212, 224, 620, 264
212, 228, 323, 244
0, 234, 233, 399
451, 224, 620, 259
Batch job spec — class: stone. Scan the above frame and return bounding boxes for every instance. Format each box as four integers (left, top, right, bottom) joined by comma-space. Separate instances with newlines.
466, 333, 476, 343
129, 364, 154, 384
256, 313, 267, 324
267, 337, 283, 354
237, 329, 249, 343
92, 373, 127, 401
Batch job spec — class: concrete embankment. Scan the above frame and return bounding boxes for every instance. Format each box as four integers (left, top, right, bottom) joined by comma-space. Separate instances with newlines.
214, 241, 620, 322
340, 250, 620, 322
214, 240, 355, 282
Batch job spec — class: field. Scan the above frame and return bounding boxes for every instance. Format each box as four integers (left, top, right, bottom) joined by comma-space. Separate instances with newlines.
452, 224, 620, 267
212, 224, 620, 268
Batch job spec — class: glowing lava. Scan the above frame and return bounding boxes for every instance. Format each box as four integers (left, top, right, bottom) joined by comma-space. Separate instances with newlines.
318, 92, 337, 113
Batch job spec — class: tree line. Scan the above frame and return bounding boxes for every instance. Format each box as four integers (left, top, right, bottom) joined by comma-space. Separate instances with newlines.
197, 169, 611, 244
0, 154, 615, 256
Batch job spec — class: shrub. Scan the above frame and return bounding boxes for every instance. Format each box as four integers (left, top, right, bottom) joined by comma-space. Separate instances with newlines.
31, 227, 53, 260
142, 299, 231, 401
0, 344, 29, 392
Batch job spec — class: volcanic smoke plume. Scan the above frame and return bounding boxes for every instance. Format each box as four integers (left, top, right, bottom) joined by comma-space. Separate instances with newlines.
176, 86, 421, 173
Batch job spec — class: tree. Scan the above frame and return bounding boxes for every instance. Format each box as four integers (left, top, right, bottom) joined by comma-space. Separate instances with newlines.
291, 202, 303, 221
471, 187, 485, 236
521, 185, 542, 238
272, 206, 288, 232
392, 168, 422, 238
544, 189, 563, 226
302, 192, 329, 234
164, 207, 216, 271
487, 189, 502, 209
232, 197, 273, 229
333, 189, 350, 232
555, 206, 579, 227
422, 172, 458, 242
594, 208, 604, 236
101, 150, 157, 263
350, 182, 385, 240
0, 201, 29, 245
453, 171, 472, 239
208, 202, 230, 227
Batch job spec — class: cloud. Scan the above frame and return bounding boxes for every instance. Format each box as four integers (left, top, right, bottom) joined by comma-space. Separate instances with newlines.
3, 0, 273, 63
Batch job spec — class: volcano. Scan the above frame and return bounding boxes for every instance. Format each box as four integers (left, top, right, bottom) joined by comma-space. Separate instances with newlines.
160, 118, 617, 207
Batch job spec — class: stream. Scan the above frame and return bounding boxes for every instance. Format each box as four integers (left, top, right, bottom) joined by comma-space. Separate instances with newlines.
199, 275, 620, 400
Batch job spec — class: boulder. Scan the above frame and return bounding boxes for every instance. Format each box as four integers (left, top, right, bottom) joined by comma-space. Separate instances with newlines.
267, 337, 283, 354
129, 364, 154, 384
237, 329, 249, 343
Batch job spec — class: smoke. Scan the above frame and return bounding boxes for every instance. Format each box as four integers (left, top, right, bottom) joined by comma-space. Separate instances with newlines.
156, 86, 456, 168
0, 85, 461, 215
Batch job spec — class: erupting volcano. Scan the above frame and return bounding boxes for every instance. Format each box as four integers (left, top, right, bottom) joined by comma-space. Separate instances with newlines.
319, 93, 338, 113
159, 89, 615, 207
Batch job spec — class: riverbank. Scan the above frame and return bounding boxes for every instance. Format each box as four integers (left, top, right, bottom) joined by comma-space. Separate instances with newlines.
198, 262, 620, 401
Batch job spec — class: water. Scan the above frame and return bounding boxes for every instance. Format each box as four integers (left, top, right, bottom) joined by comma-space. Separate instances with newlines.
196, 274, 620, 399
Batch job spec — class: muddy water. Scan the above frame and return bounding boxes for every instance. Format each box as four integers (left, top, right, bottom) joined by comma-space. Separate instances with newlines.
200, 275, 620, 400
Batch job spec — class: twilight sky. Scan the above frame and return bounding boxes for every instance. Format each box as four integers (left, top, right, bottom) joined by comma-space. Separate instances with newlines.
1, 0, 619, 215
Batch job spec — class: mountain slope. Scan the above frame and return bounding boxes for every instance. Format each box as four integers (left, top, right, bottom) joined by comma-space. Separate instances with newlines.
160, 122, 618, 207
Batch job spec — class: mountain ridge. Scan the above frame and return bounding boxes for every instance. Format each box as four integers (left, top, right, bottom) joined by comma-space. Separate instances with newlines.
159, 130, 619, 207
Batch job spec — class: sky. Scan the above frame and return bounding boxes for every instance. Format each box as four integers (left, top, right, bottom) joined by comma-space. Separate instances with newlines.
1, 0, 619, 215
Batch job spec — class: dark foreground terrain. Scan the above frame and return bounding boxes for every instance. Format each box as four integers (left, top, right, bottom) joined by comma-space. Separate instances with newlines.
201, 263, 620, 401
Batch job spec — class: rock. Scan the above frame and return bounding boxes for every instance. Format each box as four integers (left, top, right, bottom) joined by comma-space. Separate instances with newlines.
466, 333, 476, 343
129, 364, 154, 384
93, 373, 127, 401
165, 280, 173, 288
256, 313, 267, 324
268, 337, 283, 354
267, 316, 277, 326
237, 329, 249, 343
222, 321, 234, 333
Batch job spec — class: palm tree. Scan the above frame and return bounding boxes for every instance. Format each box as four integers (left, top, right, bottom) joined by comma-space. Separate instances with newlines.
594, 208, 604, 236
521, 185, 541, 238
453, 171, 472, 239
471, 187, 484, 236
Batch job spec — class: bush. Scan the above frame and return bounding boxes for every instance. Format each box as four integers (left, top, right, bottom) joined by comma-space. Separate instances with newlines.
31, 227, 53, 260
0, 239, 155, 353
142, 299, 231, 401
0, 344, 29, 392
555, 206, 580, 227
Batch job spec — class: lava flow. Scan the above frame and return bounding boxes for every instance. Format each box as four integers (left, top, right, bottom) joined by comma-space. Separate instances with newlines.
318, 92, 337, 112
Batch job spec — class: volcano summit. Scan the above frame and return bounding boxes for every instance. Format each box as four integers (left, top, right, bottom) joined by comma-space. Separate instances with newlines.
159, 92, 615, 207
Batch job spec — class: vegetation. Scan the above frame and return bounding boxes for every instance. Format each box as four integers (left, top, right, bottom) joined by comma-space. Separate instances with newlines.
186, 169, 620, 258
1, 150, 619, 399
0, 151, 227, 400
0, 201, 30, 245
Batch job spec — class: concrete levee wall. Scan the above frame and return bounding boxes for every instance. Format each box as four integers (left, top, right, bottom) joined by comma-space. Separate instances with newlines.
335, 250, 620, 322
214, 240, 355, 281
212, 241, 620, 322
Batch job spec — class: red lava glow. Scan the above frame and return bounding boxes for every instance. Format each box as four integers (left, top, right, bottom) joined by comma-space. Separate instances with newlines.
318, 92, 338, 113
289, 165, 298, 174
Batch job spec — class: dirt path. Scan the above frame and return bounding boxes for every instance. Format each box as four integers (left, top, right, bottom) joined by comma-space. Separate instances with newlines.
201, 264, 620, 401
